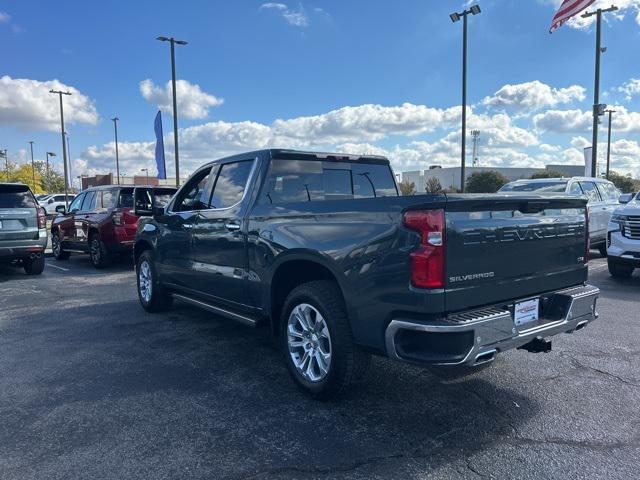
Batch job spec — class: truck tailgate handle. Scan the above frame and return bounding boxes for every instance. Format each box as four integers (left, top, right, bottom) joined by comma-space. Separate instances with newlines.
225, 222, 241, 231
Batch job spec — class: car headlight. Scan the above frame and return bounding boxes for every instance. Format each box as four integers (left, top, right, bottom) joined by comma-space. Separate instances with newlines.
611, 214, 627, 224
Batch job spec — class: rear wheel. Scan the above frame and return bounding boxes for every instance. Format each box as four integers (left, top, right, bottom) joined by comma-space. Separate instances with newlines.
608, 259, 634, 278
52, 231, 70, 260
281, 280, 370, 399
23, 255, 45, 275
89, 234, 112, 269
137, 250, 173, 312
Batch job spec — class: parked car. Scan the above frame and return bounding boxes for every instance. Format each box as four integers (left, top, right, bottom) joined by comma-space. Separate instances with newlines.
39, 193, 76, 215
133, 149, 599, 398
0, 183, 47, 275
607, 193, 640, 278
499, 177, 620, 256
51, 185, 176, 268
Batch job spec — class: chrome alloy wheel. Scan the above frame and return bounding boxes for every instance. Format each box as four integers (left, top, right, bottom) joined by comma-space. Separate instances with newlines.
138, 259, 152, 303
287, 303, 332, 382
90, 239, 101, 264
52, 234, 60, 256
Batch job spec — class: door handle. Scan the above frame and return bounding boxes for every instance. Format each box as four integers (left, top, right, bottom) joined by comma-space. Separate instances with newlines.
225, 222, 241, 231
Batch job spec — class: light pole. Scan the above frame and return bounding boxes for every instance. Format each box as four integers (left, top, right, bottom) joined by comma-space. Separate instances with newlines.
45, 152, 56, 194
156, 35, 188, 187
471, 130, 481, 167
582, 5, 618, 178
112, 117, 120, 184
605, 109, 616, 180
450, 4, 481, 193
29, 141, 36, 191
65, 132, 72, 189
141, 168, 149, 185
49, 89, 72, 208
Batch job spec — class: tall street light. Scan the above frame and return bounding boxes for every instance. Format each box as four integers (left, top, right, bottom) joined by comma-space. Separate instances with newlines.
49, 89, 72, 208
45, 152, 56, 194
605, 109, 616, 180
112, 117, 120, 185
140, 168, 149, 185
450, 4, 481, 193
0, 149, 7, 181
65, 132, 72, 188
28, 141, 36, 191
156, 36, 188, 188
582, 5, 618, 178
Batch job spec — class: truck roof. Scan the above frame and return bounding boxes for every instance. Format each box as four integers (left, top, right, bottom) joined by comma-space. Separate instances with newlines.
200, 149, 391, 168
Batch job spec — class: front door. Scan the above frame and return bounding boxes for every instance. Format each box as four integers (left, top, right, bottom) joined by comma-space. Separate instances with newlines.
191, 159, 256, 310
157, 166, 214, 289
59, 192, 85, 248
579, 181, 606, 244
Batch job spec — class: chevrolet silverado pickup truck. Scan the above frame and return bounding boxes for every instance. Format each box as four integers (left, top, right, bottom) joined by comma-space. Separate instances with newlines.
133, 149, 599, 398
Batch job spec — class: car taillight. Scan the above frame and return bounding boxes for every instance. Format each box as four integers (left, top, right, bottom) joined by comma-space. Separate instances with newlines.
113, 212, 123, 226
403, 209, 445, 289
37, 207, 46, 229
584, 208, 590, 264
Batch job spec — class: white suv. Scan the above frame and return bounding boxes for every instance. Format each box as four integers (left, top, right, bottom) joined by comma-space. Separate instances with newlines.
39, 194, 75, 215
607, 193, 640, 278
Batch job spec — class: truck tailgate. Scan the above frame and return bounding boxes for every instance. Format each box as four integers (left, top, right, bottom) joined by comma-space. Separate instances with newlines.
444, 195, 588, 312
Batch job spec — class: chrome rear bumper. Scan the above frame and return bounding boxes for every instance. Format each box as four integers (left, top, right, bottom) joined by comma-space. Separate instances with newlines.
385, 284, 599, 366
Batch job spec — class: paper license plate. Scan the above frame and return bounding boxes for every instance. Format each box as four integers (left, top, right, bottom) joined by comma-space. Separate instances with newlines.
515, 298, 540, 326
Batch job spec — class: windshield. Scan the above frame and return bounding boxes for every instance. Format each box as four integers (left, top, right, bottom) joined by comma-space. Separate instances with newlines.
500, 181, 567, 193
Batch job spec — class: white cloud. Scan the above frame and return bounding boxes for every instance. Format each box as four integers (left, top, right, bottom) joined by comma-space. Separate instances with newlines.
0, 76, 98, 132
73, 141, 155, 177
533, 109, 592, 133
139, 79, 224, 120
482, 81, 586, 112
0, 11, 10, 23
539, 143, 562, 152
617, 78, 640, 100
260, 3, 308, 27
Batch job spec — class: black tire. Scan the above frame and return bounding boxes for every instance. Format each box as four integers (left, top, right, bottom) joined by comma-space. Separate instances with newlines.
23, 255, 45, 275
52, 231, 70, 260
89, 233, 112, 269
280, 280, 370, 399
598, 243, 608, 258
608, 259, 634, 278
136, 250, 173, 312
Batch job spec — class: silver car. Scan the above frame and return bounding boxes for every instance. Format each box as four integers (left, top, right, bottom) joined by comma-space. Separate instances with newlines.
499, 177, 621, 256
0, 183, 48, 275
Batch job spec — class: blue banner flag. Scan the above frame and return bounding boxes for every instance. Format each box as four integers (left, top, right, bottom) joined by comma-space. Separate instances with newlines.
154, 110, 166, 180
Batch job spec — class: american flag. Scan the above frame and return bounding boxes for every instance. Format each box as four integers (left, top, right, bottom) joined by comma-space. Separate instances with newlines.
549, 0, 596, 33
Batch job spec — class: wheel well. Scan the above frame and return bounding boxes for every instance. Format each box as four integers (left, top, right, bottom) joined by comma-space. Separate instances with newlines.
134, 240, 152, 265
270, 259, 341, 335
88, 227, 99, 240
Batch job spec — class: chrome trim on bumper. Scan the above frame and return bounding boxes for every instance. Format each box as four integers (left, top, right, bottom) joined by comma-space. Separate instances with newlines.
385, 284, 600, 366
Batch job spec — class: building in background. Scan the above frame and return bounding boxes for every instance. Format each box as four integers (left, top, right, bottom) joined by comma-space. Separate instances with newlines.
400, 164, 585, 192
79, 173, 183, 190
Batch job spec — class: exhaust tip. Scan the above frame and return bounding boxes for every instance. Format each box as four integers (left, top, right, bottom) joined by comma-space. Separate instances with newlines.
474, 349, 497, 365
575, 320, 588, 332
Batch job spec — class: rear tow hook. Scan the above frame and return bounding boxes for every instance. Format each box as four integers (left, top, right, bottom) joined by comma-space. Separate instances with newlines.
518, 337, 552, 354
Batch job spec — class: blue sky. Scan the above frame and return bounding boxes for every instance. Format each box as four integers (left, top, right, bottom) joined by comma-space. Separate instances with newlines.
1, 0, 639, 183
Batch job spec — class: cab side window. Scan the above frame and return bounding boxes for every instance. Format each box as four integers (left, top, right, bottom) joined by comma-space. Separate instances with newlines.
80, 191, 97, 211
579, 182, 602, 202
68, 193, 85, 213
596, 182, 620, 202
568, 183, 583, 196
209, 161, 254, 209
173, 167, 212, 212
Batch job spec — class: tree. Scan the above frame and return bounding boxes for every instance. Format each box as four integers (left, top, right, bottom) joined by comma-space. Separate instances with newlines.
608, 171, 638, 193
530, 170, 565, 179
425, 177, 443, 194
465, 171, 510, 193
398, 180, 416, 196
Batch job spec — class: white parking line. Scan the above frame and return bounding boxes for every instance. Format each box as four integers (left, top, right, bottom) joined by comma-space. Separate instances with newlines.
46, 263, 69, 272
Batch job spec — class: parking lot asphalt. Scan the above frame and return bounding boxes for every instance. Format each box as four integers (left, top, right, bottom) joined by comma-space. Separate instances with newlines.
0, 254, 639, 480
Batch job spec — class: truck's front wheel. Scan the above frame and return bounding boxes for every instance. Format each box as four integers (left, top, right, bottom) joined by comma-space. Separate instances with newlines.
137, 250, 173, 312
608, 259, 634, 278
281, 280, 370, 399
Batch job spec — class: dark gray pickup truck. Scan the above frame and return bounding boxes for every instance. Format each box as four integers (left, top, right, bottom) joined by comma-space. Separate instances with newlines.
133, 149, 599, 398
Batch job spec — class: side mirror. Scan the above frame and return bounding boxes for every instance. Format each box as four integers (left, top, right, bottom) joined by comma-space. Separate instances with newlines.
48, 199, 54, 204
55, 205, 66, 214
619, 193, 633, 204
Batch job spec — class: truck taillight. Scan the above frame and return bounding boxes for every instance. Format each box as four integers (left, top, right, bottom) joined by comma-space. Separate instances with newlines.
584, 208, 589, 264
113, 212, 123, 226
37, 207, 46, 229
403, 209, 445, 289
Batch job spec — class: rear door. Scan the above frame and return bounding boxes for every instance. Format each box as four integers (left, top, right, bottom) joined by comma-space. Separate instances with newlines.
0, 185, 38, 244
579, 181, 606, 243
191, 158, 257, 309
595, 181, 620, 227
444, 196, 588, 312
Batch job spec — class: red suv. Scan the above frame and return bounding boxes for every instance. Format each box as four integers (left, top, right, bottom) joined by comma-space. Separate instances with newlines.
51, 185, 176, 268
